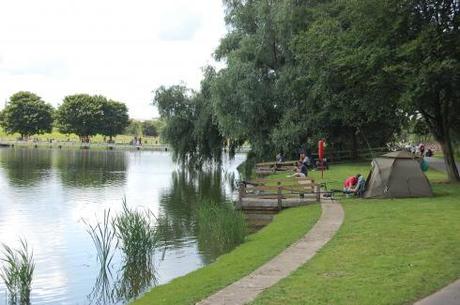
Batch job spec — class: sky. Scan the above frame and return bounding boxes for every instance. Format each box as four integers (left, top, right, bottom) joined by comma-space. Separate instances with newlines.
0, 0, 227, 119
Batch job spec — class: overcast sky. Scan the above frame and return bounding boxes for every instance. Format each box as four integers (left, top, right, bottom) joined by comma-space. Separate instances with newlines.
0, 0, 227, 119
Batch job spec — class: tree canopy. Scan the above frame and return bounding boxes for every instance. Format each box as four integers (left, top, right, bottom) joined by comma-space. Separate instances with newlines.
153, 74, 225, 167
154, 0, 459, 180
100, 98, 130, 141
56, 94, 129, 141
0, 91, 54, 139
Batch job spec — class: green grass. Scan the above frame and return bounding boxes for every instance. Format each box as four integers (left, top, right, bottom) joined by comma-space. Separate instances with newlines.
0, 127, 160, 145
268, 162, 448, 190
131, 205, 321, 305
250, 168, 460, 305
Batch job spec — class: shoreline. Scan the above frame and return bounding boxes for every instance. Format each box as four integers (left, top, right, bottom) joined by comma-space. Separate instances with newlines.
0, 140, 170, 151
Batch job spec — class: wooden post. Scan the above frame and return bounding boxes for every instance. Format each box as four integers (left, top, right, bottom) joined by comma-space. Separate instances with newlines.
314, 184, 321, 202
277, 182, 282, 210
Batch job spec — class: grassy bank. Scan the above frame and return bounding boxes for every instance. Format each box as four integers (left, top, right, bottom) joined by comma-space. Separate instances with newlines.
250, 167, 460, 305
0, 128, 160, 145
131, 204, 321, 305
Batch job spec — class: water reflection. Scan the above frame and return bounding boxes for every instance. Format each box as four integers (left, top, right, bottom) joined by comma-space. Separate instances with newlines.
113, 255, 156, 303
54, 150, 127, 187
157, 169, 227, 249
0, 149, 246, 305
0, 148, 52, 187
157, 168, 246, 264
87, 255, 156, 305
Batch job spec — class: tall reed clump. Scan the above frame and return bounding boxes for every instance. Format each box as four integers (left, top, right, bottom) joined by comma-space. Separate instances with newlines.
112, 199, 158, 301
84, 210, 118, 271
85, 199, 159, 304
113, 199, 158, 262
0, 240, 35, 305
197, 201, 247, 258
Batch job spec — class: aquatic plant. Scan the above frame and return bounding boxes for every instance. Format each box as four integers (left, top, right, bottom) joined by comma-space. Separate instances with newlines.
86, 199, 159, 303
0, 240, 35, 305
113, 199, 158, 261
84, 210, 118, 271
197, 201, 247, 259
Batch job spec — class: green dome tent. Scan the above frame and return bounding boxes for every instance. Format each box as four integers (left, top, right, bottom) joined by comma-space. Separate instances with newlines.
363, 151, 433, 199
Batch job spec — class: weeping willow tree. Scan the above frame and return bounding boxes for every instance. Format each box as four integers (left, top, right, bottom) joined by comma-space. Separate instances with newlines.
153, 68, 226, 167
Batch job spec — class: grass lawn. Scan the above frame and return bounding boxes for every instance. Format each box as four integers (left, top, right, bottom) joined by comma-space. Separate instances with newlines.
0, 128, 160, 145
250, 167, 460, 305
132, 204, 321, 305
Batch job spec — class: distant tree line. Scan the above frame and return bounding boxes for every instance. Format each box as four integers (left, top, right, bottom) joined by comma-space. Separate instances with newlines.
154, 0, 460, 181
0, 91, 130, 142
124, 119, 164, 138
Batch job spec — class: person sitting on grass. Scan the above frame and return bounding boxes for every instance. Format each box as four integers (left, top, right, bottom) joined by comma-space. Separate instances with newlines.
288, 161, 308, 177
343, 174, 360, 192
348, 175, 366, 196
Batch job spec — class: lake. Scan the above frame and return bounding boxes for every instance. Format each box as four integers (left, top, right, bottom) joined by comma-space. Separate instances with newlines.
0, 148, 246, 305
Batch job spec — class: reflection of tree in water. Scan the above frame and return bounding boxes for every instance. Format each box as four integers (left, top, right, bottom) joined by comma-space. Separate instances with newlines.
157, 167, 246, 264
0, 148, 52, 186
54, 150, 127, 187
156, 169, 226, 248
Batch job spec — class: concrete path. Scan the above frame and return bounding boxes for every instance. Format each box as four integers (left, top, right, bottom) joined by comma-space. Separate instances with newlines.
196, 199, 344, 305
426, 157, 460, 172
413, 279, 460, 305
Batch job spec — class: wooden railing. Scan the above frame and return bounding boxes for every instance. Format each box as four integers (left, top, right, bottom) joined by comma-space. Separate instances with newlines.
238, 177, 320, 210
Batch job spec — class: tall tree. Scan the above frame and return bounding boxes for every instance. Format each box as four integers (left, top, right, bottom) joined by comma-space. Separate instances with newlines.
391, 0, 460, 181
1, 91, 54, 139
153, 75, 225, 167
56, 94, 104, 141
100, 98, 129, 142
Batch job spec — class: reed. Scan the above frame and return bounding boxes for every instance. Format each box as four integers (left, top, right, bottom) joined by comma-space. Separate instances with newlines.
113, 199, 158, 261
197, 201, 247, 258
0, 240, 34, 305
84, 210, 118, 271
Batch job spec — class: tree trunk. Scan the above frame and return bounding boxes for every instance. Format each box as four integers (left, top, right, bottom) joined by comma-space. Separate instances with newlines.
438, 136, 460, 182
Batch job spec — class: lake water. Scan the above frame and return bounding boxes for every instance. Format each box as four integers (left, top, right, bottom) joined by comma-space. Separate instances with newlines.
0, 148, 245, 305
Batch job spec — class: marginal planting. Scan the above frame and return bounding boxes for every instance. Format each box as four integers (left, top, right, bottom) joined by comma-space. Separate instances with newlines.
0, 240, 35, 305
197, 201, 247, 259
84, 210, 118, 271
113, 199, 158, 261
85, 199, 159, 303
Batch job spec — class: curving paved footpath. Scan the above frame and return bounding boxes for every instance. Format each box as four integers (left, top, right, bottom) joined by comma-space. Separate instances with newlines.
413, 279, 460, 305
197, 199, 344, 305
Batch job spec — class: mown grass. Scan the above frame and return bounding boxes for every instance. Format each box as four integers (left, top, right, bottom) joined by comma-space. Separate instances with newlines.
268, 161, 448, 190
250, 168, 460, 305
0, 128, 160, 145
131, 204, 321, 305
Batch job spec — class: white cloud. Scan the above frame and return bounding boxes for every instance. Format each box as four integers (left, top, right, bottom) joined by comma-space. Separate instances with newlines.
0, 0, 227, 119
